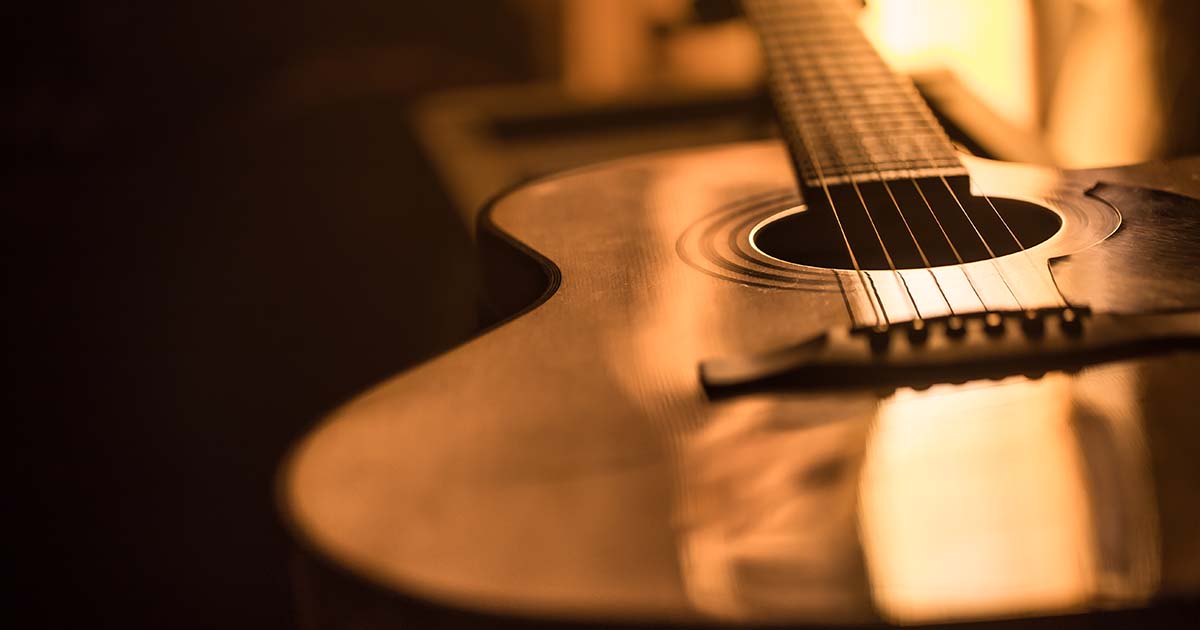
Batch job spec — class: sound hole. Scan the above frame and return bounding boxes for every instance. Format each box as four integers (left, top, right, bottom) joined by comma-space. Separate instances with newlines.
753, 178, 1062, 270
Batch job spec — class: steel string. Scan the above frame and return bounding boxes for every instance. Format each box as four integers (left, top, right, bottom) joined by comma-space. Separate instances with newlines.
791, 0, 1034, 314
765, 5, 922, 325
749, 1, 891, 327
979, 191, 1071, 307
788, 21, 961, 320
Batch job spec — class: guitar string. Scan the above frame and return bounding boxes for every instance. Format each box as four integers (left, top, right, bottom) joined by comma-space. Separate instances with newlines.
860, 59, 1027, 310
818, 43, 987, 315
750, 1, 889, 327
791, 52, 930, 321
792, 0, 1036, 314
908, 177, 989, 311
979, 191, 1071, 307
767, 4, 921, 325
785, 0, 976, 320
823, 0, 1032, 311
912, 148, 1027, 309
882, 179, 957, 315
836, 0, 1063, 307
898, 8, 1067, 312
773, 57, 888, 326
796, 35, 992, 314
927, 165, 1026, 311
821, 5, 1021, 314
763, 0, 1038, 319
792, 34, 959, 319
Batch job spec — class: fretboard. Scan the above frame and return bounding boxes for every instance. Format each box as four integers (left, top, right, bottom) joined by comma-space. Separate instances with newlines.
743, 0, 966, 189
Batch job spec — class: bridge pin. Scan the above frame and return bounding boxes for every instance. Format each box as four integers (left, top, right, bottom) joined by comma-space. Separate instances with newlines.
869, 325, 890, 353
1021, 309, 1045, 337
1060, 307, 1084, 336
907, 319, 928, 344
945, 315, 967, 338
984, 312, 1005, 336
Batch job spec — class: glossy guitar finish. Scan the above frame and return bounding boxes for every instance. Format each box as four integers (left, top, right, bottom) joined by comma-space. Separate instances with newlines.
282, 142, 1200, 627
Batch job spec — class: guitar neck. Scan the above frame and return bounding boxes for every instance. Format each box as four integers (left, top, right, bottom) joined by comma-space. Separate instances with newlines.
744, 0, 966, 190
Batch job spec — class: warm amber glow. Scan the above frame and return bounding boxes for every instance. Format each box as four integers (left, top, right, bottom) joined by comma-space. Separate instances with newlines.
1043, 0, 1163, 166
861, 0, 1037, 133
859, 375, 1096, 622
677, 395, 876, 621
562, 0, 761, 98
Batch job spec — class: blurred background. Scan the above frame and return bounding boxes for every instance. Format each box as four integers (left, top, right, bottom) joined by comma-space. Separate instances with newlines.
5, 1, 1198, 628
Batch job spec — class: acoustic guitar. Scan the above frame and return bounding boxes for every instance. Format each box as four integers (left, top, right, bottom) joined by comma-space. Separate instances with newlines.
281, 0, 1200, 627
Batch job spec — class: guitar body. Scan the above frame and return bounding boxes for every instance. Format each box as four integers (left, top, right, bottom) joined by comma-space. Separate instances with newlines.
283, 142, 1200, 627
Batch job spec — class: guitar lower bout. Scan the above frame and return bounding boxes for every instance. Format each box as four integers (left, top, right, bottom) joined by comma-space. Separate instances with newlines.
281, 141, 1200, 628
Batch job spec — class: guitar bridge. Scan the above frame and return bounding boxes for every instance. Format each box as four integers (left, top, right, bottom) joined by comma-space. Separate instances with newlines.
700, 307, 1200, 396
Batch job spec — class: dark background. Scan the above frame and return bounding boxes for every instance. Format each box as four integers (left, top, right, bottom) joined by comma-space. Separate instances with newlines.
6, 2, 539, 628
9, 2, 1200, 629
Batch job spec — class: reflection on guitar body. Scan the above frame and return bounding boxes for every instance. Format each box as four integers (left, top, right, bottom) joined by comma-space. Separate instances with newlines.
281, 0, 1200, 627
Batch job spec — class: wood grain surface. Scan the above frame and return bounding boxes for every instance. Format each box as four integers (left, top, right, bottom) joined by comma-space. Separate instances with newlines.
282, 141, 1200, 626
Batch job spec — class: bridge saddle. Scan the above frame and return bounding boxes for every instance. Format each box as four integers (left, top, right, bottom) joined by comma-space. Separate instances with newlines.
700, 307, 1200, 396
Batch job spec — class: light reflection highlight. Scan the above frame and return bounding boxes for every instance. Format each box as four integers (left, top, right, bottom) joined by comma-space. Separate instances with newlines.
860, 375, 1096, 622
678, 368, 1162, 624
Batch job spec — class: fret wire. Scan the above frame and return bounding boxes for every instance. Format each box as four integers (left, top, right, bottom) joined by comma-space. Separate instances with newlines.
784, 115, 947, 135
774, 65, 906, 76
750, 0, 961, 183
781, 90, 951, 143
785, 99, 936, 110
798, 123, 955, 145
800, 165, 965, 175
796, 163, 965, 173
788, 129, 957, 143
787, 92, 929, 107
795, 162, 963, 170
799, 143, 956, 156
792, 139, 960, 153
770, 42, 875, 51
791, 111, 936, 125
793, 110, 940, 122
777, 76, 945, 132
796, 139, 957, 149
771, 64, 922, 92
792, 154, 962, 168
779, 92, 934, 106
778, 103, 952, 141
794, 121, 949, 135
797, 147, 958, 163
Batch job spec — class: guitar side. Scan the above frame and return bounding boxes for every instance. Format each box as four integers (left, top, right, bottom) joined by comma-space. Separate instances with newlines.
280, 141, 1200, 627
